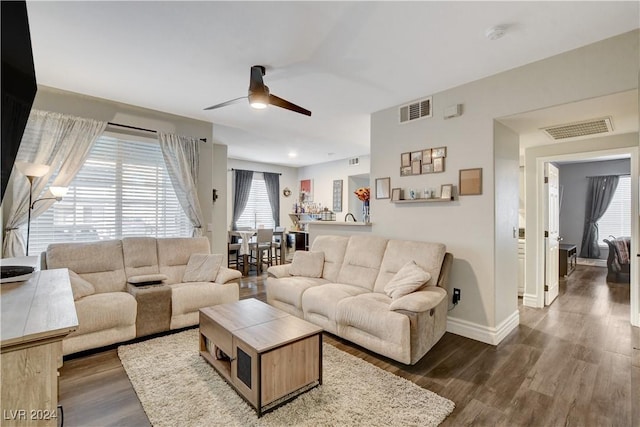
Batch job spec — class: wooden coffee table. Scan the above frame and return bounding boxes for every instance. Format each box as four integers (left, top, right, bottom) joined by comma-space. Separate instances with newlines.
199, 298, 322, 416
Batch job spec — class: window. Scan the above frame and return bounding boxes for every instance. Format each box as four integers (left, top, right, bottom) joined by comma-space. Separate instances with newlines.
598, 175, 630, 244
236, 174, 275, 229
27, 133, 191, 254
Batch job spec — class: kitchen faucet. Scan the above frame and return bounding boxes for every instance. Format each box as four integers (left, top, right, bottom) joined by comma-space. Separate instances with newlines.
345, 213, 356, 222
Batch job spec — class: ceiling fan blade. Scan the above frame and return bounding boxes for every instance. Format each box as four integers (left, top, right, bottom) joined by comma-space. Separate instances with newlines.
203, 96, 247, 111
269, 94, 312, 116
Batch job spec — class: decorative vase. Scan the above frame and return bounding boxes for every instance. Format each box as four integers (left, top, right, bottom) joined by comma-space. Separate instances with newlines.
362, 200, 370, 224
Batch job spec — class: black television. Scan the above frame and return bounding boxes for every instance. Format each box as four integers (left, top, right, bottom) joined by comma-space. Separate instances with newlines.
1, 0, 37, 203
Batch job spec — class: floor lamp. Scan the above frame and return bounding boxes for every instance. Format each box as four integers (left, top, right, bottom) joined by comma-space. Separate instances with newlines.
14, 161, 68, 256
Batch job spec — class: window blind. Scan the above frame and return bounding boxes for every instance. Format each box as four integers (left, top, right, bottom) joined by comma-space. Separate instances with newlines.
598, 175, 631, 244
27, 134, 191, 254
236, 174, 275, 229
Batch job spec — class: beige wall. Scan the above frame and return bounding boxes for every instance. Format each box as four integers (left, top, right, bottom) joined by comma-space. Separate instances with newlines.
4, 86, 228, 253
370, 30, 639, 342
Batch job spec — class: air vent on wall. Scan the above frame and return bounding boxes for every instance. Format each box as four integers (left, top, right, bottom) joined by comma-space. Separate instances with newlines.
348, 157, 359, 166
542, 117, 613, 140
399, 97, 432, 124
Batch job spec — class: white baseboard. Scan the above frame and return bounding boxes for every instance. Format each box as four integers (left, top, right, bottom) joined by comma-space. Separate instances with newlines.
522, 292, 541, 308
446, 310, 520, 345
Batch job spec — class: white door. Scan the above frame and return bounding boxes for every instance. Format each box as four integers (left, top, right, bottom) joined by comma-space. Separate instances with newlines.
545, 163, 560, 305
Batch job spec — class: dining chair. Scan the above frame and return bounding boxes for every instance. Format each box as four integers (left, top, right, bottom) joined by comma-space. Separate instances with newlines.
227, 231, 242, 270
250, 228, 274, 274
272, 227, 285, 265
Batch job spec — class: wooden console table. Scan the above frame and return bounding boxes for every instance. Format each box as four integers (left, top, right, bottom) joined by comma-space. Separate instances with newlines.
1, 269, 78, 426
559, 244, 577, 277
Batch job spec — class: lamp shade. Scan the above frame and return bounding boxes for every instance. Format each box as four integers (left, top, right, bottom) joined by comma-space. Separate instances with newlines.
15, 161, 50, 178
49, 186, 68, 198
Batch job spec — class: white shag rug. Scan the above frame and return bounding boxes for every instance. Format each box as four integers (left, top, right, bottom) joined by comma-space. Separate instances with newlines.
118, 328, 455, 427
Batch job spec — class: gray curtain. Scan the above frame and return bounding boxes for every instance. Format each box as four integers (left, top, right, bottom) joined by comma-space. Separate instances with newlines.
232, 169, 253, 230
263, 172, 280, 226
157, 132, 204, 237
579, 175, 619, 258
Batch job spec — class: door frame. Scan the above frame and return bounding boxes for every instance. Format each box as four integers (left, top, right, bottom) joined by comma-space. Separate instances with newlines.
525, 145, 638, 326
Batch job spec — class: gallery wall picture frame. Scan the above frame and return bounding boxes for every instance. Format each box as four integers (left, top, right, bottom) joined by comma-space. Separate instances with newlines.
422, 163, 434, 174
432, 147, 447, 158
333, 179, 343, 212
433, 157, 445, 173
422, 149, 432, 164
400, 166, 412, 176
375, 177, 391, 199
411, 160, 422, 175
401, 152, 411, 167
441, 184, 453, 200
391, 187, 402, 201
411, 151, 422, 162
459, 168, 483, 195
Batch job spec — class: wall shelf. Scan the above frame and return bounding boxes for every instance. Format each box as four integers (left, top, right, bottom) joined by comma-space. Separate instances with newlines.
392, 198, 453, 204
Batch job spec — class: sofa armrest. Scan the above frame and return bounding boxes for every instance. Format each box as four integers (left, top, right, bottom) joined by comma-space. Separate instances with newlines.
267, 264, 292, 278
389, 287, 447, 312
214, 267, 242, 284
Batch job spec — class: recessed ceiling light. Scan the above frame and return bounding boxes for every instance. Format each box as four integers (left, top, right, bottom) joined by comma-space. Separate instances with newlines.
328, 152, 335, 156
288, 152, 297, 158
485, 25, 506, 41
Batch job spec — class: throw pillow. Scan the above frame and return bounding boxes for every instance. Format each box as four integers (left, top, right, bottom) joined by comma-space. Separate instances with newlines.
68, 270, 95, 301
383, 261, 431, 300
182, 253, 223, 282
127, 274, 168, 286
289, 251, 325, 278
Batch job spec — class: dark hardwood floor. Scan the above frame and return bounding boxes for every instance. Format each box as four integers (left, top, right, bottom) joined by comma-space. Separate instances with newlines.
59, 265, 639, 426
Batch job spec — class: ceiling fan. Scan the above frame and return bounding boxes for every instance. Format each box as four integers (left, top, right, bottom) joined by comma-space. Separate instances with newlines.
204, 65, 311, 116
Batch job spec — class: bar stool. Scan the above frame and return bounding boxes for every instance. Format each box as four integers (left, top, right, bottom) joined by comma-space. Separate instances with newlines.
250, 228, 274, 274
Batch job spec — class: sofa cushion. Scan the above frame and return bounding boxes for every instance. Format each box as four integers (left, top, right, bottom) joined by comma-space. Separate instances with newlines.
183, 253, 223, 282
122, 237, 160, 277
374, 239, 446, 294
127, 274, 168, 285
68, 270, 95, 301
336, 235, 388, 291
267, 276, 329, 310
68, 292, 137, 337
384, 261, 431, 299
289, 251, 324, 278
302, 283, 369, 331
170, 282, 239, 318
46, 240, 127, 293
157, 237, 210, 284
310, 235, 349, 282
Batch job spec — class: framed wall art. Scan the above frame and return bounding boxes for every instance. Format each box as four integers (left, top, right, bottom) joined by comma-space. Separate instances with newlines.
459, 168, 483, 195
433, 157, 444, 173
375, 177, 391, 199
411, 160, 421, 175
333, 179, 343, 212
401, 152, 411, 167
432, 147, 447, 158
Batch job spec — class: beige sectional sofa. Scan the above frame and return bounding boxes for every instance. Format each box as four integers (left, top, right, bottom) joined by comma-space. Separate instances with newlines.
43, 237, 241, 355
266, 235, 452, 365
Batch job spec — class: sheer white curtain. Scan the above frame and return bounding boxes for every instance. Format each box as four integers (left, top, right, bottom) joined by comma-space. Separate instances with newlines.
157, 132, 204, 237
3, 110, 106, 257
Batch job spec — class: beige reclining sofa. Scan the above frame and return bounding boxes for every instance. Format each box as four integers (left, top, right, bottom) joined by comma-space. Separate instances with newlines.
267, 235, 452, 365
42, 236, 241, 355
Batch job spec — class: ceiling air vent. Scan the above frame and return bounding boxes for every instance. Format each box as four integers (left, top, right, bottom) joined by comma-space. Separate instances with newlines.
399, 97, 432, 124
542, 117, 613, 140
348, 157, 359, 166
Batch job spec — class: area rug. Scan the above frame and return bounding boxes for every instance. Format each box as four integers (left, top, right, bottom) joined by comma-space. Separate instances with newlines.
118, 328, 455, 426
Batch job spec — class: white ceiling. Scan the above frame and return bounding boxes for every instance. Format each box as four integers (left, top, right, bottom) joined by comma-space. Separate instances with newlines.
25, 1, 639, 167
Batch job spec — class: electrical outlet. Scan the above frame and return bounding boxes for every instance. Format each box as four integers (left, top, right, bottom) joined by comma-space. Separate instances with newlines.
453, 288, 461, 305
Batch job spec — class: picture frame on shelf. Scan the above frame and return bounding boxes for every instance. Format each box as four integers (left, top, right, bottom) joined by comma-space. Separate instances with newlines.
459, 168, 483, 195
440, 184, 453, 200
422, 149, 432, 164
411, 160, 421, 175
422, 163, 434, 174
400, 166, 412, 177
433, 157, 445, 173
432, 147, 447, 158
391, 187, 402, 201
401, 152, 411, 167
375, 177, 391, 199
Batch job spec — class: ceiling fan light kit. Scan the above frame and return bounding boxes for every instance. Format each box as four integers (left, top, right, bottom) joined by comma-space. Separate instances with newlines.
205, 65, 311, 116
